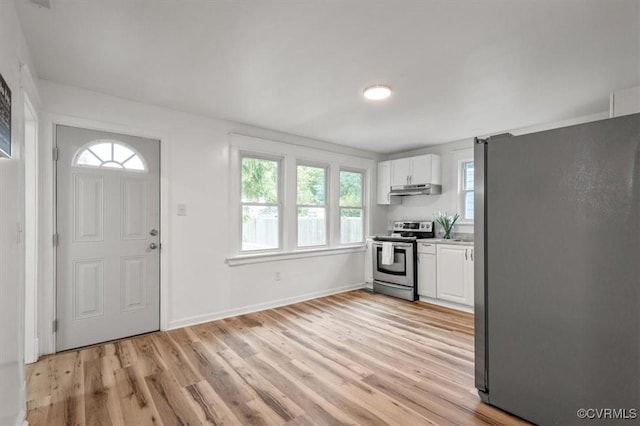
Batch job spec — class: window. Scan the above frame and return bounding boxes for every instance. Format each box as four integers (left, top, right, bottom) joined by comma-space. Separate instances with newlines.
73, 140, 146, 171
229, 133, 373, 261
460, 160, 474, 221
339, 170, 364, 244
241, 156, 280, 251
297, 165, 327, 247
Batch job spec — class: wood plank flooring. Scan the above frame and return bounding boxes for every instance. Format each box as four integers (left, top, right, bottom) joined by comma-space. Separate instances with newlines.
26, 290, 528, 425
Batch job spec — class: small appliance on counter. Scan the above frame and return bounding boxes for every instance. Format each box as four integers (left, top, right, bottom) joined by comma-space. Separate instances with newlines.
372, 221, 434, 301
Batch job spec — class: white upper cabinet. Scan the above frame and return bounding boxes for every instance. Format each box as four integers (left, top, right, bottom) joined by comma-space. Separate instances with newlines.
390, 157, 412, 187
376, 161, 400, 205
410, 154, 436, 185
390, 154, 441, 187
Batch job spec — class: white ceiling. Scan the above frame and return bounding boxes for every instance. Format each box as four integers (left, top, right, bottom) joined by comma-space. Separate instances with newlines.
16, 0, 640, 153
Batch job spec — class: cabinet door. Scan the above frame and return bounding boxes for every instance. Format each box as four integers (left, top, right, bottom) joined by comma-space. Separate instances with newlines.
464, 248, 474, 306
418, 253, 436, 298
410, 155, 433, 185
377, 161, 392, 205
436, 245, 468, 304
391, 158, 411, 187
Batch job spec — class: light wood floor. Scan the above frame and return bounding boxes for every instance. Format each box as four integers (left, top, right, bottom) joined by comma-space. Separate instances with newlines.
26, 290, 528, 425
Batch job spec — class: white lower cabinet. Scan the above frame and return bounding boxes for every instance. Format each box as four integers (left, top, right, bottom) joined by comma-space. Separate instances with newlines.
417, 243, 437, 298
435, 244, 474, 307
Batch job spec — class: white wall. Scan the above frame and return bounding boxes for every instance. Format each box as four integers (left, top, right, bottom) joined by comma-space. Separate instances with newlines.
37, 80, 383, 352
0, 1, 38, 425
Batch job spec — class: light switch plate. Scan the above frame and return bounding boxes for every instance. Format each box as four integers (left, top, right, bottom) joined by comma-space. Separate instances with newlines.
177, 204, 187, 216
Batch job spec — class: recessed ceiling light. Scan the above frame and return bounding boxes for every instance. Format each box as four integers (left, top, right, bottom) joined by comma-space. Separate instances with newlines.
363, 84, 392, 101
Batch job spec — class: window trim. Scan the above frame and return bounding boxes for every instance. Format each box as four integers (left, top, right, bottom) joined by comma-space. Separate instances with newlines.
296, 161, 330, 248
456, 155, 474, 223
239, 153, 284, 254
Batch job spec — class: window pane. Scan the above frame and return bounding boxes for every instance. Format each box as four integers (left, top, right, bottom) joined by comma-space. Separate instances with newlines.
123, 155, 145, 171
242, 158, 279, 203
464, 162, 474, 190
102, 161, 123, 169
340, 208, 363, 243
465, 191, 474, 220
113, 144, 135, 163
76, 149, 101, 167
339, 171, 362, 207
242, 206, 279, 251
297, 207, 326, 247
90, 143, 112, 162
297, 165, 325, 205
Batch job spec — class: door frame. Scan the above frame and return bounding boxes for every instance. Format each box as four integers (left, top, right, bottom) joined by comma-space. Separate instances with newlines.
41, 114, 170, 355
23, 92, 39, 364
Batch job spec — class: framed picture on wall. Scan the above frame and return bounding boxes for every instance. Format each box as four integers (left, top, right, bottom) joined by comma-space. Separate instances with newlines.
0, 73, 11, 158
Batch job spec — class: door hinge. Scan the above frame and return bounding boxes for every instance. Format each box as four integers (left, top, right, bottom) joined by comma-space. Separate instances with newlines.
52, 319, 58, 333
53, 233, 59, 247
53, 147, 59, 161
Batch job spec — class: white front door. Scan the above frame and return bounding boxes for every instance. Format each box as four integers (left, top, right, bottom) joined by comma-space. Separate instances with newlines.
56, 125, 160, 351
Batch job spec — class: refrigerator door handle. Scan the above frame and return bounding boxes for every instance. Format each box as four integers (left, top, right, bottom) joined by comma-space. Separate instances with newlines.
474, 137, 489, 397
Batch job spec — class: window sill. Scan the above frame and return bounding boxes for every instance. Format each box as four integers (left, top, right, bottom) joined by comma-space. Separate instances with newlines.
456, 220, 475, 226
226, 245, 366, 266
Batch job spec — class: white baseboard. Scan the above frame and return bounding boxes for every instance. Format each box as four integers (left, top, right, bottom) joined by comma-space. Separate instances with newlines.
167, 283, 366, 330
25, 338, 39, 364
418, 296, 474, 313
17, 381, 27, 426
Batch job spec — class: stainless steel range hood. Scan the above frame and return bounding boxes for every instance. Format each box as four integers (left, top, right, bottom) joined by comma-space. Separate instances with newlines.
389, 184, 442, 196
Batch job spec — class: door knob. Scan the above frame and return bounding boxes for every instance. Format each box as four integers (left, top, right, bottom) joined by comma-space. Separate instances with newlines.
149, 243, 158, 250
149, 229, 158, 236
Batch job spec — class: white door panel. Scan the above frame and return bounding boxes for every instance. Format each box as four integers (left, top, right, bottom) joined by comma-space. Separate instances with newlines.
56, 125, 160, 351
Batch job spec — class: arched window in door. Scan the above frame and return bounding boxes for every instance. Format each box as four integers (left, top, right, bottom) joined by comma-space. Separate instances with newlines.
72, 140, 147, 171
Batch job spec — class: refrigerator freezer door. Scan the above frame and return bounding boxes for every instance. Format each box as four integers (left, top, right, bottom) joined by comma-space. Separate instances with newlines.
484, 114, 640, 425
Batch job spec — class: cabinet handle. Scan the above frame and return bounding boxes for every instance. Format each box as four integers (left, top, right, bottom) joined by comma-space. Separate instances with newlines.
465, 249, 468, 260
471, 249, 474, 261
420, 243, 432, 247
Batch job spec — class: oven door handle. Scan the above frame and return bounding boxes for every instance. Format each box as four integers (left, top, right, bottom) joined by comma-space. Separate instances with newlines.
372, 243, 413, 248
373, 281, 412, 290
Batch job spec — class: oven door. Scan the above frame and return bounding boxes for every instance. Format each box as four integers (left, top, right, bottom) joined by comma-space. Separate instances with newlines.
372, 242, 414, 287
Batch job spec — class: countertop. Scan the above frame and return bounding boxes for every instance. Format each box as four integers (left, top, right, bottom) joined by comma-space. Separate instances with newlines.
416, 238, 474, 246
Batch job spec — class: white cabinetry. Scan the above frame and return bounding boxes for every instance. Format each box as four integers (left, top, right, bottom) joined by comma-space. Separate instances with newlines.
417, 242, 436, 298
436, 244, 474, 306
390, 154, 441, 187
376, 161, 399, 205
390, 157, 412, 186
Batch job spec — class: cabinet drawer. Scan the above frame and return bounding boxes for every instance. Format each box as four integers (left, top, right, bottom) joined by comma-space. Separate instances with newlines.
417, 242, 436, 254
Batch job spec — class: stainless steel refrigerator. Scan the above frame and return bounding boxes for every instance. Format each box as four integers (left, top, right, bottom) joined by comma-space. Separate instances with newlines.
474, 113, 640, 425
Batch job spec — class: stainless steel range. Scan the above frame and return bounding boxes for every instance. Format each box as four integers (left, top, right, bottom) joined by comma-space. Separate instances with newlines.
372, 221, 434, 301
